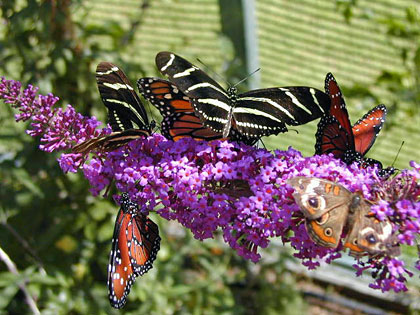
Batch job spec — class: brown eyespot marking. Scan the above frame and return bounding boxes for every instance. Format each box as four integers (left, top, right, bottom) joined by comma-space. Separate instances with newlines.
309, 220, 336, 246
366, 234, 377, 244
308, 196, 319, 209
315, 212, 329, 225
324, 227, 333, 237
333, 185, 340, 196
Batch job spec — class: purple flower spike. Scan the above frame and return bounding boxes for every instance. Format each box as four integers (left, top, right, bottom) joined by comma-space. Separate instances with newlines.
1, 78, 109, 155
2, 78, 420, 294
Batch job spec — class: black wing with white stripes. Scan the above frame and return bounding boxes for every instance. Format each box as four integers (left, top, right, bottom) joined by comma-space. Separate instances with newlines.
155, 51, 330, 138
96, 62, 150, 132
72, 63, 151, 155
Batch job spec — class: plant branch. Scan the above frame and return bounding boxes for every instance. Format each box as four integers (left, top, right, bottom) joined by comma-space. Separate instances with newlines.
0, 246, 40, 315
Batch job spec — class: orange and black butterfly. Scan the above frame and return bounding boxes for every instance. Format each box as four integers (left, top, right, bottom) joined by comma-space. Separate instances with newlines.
315, 73, 394, 176
108, 193, 160, 309
73, 62, 153, 154
137, 77, 257, 145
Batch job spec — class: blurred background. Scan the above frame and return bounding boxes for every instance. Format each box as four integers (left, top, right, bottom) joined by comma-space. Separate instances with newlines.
1, 0, 419, 313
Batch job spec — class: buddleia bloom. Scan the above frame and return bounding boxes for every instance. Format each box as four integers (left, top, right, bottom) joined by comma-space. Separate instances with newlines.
2, 78, 419, 293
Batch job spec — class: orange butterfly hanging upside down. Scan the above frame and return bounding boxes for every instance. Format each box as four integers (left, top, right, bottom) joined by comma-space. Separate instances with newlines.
108, 193, 161, 309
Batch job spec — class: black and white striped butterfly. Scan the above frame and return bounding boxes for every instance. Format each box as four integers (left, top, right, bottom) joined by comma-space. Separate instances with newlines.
155, 52, 331, 139
73, 62, 153, 154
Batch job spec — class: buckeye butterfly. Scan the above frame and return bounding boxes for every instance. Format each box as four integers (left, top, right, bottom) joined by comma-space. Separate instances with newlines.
316, 73, 394, 175
155, 51, 331, 140
287, 177, 400, 257
108, 193, 160, 309
73, 62, 153, 154
137, 77, 257, 145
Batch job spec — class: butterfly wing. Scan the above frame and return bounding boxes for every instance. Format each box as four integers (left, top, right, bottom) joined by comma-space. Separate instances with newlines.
352, 104, 387, 156
107, 194, 160, 309
96, 62, 150, 132
130, 213, 161, 275
138, 77, 225, 141
233, 87, 330, 138
72, 63, 151, 155
155, 52, 231, 134
287, 177, 352, 248
107, 207, 135, 309
344, 199, 400, 257
155, 52, 226, 99
315, 115, 355, 158
73, 129, 149, 154
324, 73, 353, 139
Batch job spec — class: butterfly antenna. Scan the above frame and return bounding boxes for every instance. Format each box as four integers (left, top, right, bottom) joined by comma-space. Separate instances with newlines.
391, 141, 404, 167
196, 58, 231, 87
196, 58, 260, 89
232, 68, 261, 88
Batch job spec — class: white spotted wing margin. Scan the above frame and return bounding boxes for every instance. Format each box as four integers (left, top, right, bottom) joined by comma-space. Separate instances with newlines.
107, 193, 160, 309
156, 51, 331, 139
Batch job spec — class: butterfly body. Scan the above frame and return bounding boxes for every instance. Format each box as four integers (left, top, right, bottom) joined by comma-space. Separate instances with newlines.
108, 193, 160, 309
156, 51, 331, 139
287, 177, 400, 257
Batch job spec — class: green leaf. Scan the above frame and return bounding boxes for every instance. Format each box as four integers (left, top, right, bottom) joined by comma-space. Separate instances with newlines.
0, 283, 19, 309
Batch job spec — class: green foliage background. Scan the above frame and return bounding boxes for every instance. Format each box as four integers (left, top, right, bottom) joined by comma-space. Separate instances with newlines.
0, 0, 419, 313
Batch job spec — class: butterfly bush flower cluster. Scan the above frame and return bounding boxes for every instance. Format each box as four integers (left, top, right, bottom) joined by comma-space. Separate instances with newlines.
2, 78, 420, 293
0, 78, 110, 156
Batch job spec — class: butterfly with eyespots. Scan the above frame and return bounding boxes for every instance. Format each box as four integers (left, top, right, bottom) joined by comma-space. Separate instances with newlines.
287, 177, 400, 257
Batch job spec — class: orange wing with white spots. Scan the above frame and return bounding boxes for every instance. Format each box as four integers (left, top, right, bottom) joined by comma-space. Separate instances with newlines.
352, 105, 387, 156
107, 194, 160, 309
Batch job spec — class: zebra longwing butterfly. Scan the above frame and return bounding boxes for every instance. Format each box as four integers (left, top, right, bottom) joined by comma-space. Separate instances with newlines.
73, 62, 152, 154
108, 193, 160, 309
316, 73, 393, 175
155, 51, 331, 139
137, 77, 257, 145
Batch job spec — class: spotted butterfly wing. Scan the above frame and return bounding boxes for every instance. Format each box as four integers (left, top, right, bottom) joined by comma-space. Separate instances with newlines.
288, 176, 400, 257
137, 77, 257, 145
316, 73, 388, 169
155, 51, 331, 139
315, 115, 352, 158
138, 77, 223, 142
343, 201, 400, 257
352, 105, 387, 156
324, 72, 353, 140
108, 193, 160, 309
73, 62, 152, 154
